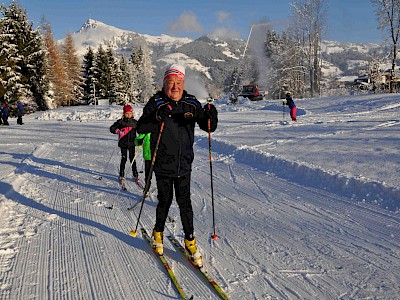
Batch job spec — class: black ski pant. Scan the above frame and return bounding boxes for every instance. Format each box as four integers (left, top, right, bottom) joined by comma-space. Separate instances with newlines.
119, 147, 138, 178
154, 173, 193, 239
144, 160, 152, 188
2, 115, 9, 125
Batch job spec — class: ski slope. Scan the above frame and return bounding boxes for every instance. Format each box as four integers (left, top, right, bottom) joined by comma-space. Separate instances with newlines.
0, 93, 399, 299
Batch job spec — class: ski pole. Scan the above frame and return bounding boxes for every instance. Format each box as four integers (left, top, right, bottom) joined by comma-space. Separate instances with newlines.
207, 104, 218, 240
130, 122, 165, 237
129, 143, 143, 183
129, 144, 143, 168
282, 102, 285, 121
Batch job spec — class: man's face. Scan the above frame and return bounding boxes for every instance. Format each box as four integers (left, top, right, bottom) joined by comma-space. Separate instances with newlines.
164, 76, 184, 101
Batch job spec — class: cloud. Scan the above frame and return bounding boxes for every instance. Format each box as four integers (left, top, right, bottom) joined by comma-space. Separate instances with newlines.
168, 12, 203, 34
216, 11, 230, 23
211, 11, 240, 39
211, 27, 241, 39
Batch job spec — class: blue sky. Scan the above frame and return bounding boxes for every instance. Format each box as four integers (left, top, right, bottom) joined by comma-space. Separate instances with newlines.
7, 0, 382, 43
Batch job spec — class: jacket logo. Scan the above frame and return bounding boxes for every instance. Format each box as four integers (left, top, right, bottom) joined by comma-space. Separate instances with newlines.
184, 112, 193, 119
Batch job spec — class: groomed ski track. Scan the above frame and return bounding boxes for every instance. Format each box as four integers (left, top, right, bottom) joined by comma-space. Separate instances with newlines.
0, 114, 399, 299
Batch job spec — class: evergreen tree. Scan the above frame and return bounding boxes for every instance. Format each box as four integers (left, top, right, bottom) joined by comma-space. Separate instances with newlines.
129, 46, 143, 103
0, 2, 49, 109
115, 56, 130, 105
127, 45, 155, 103
82, 46, 96, 104
94, 45, 111, 100
0, 15, 22, 101
137, 44, 155, 102
106, 45, 117, 102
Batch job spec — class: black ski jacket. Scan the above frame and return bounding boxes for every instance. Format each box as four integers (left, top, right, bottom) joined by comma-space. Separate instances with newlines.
110, 117, 138, 148
137, 90, 218, 177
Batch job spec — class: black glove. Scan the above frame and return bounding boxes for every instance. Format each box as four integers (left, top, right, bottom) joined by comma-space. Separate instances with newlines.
203, 103, 217, 119
156, 104, 173, 122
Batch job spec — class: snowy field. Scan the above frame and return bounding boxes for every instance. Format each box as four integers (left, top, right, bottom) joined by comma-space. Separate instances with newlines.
0, 93, 399, 299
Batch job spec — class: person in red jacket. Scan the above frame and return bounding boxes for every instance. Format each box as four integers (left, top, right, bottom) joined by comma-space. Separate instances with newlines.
109, 105, 139, 184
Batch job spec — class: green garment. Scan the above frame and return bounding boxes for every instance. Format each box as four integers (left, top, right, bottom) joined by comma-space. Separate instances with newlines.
135, 133, 151, 161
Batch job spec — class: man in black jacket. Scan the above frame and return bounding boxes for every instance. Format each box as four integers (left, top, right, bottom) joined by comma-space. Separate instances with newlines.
137, 63, 218, 267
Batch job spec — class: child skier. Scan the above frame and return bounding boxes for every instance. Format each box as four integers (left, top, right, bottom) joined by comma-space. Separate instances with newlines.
110, 105, 139, 187
16, 102, 24, 125
283, 92, 297, 121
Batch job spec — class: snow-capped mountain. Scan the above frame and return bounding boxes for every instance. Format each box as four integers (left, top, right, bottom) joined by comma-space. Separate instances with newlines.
72, 19, 193, 56
68, 19, 382, 95
69, 19, 245, 97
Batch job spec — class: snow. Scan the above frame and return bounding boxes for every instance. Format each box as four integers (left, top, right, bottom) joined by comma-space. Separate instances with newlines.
0, 93, 399, 299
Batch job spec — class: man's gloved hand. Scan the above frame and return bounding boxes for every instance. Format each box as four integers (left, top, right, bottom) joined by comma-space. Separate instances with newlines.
282, 99, 287, 105
156, 104, 173, 122
203, 103, 217, 119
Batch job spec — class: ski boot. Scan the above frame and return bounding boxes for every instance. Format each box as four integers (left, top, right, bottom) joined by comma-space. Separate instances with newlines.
119, 177, 126, 190
152, 230, 164, 255
184, 237, 203, 267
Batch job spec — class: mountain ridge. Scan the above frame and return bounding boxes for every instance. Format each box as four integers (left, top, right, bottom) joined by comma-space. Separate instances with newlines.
68, 19, 382, 96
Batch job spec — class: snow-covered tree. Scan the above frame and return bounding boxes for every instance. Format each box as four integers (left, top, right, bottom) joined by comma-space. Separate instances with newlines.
0, 17, 22, 101
0, 2, 49, 109
82, 46, 96, 104
117, 55, 131, 104
264, 29, 306, 98
106, 45, 118, 102
136, 44, 155, 102
129, 46, 143, 103
290, 0, 327, 97
371, 0, 400, 93
94, 45, 112, 100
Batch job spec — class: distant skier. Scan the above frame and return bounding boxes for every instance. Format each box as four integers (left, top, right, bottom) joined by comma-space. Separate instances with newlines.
283, 92, 297, 121
1, 103, 10, 126
16, 101, 24, 125
135, 133, 152, 194
109, 105, 139, 184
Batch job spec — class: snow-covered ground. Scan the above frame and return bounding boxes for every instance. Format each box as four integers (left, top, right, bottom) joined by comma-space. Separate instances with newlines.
0, 93, 399, 299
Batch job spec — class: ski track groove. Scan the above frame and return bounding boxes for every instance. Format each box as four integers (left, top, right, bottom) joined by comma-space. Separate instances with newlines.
3, 120, 400, 299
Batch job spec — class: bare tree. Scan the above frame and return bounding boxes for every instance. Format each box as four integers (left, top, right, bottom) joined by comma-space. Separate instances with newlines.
61, 33, 83, 105
41, 21, 68, 107
290, 0, 327, 97
371, 0, 400, 93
